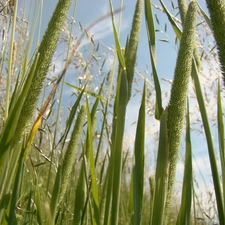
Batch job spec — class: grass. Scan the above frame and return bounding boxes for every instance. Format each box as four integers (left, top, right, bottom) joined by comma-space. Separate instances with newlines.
0, 0, 224, 224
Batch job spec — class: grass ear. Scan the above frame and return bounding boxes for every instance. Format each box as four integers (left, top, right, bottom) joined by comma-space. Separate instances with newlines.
165, 1, 197, 223
206, 0, 225, 85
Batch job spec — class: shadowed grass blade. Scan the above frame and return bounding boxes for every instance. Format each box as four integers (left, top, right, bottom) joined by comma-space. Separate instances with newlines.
133, 80, 146, 225
150, 109, 169, 225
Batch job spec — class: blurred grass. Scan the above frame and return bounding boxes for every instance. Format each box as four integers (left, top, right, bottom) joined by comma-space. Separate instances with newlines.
0, 0, 224, 224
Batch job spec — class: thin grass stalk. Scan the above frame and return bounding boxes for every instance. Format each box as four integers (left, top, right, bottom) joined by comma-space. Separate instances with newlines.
217, 80, 225, 210
5, 0, 18, 120
165, 2, 197, 224
86, 100, 100, 225
206, 0, 225, 85
125, 0, 142, 103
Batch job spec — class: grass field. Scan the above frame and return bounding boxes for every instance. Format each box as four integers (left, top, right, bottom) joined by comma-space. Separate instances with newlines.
0, 0, 225, 224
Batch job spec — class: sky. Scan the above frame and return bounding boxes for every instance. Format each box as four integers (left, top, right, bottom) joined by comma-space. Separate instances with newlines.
16, 0, 221, 220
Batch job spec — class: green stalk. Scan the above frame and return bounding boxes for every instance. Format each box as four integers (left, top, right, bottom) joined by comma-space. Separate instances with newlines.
165, 2, 197, 223
206, 0, 225, 84
217, 80, 225, 210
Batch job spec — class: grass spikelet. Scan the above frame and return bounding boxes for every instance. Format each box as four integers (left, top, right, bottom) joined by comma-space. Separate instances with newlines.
165, 1, 197, 222
125, 0, 142, 103
178, 0, 200, 71
14, 0, 72, 142
59, 105, 86, 202
178, 0, 188, 24
206, 0, 225, 85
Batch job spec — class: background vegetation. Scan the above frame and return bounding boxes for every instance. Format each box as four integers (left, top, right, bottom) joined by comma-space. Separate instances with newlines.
0, 0, 224, 224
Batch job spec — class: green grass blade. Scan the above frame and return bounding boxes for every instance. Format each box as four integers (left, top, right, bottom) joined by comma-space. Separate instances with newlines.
73, 157, 88, 225
49, 165, 61, 225
109, 0, 125, 69
35, 175, 44, 225
159, 0, 182, 40
86, 100, 100, 225
217, 80, 225, 210
145, 0, 163, 119
110, 68, 128, 225
133, 80, 146, 225
197, 2, 212, 30
150, 109, 169, 225
64, 81, 107, 101
176, 99, 192, 225
191, 60, 225, 224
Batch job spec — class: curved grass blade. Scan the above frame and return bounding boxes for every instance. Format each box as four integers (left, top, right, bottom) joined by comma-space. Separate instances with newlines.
109, 0, 125, 69
64, 81, 107, 101
159, 0, 182, 40
197, 2, 212, 30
